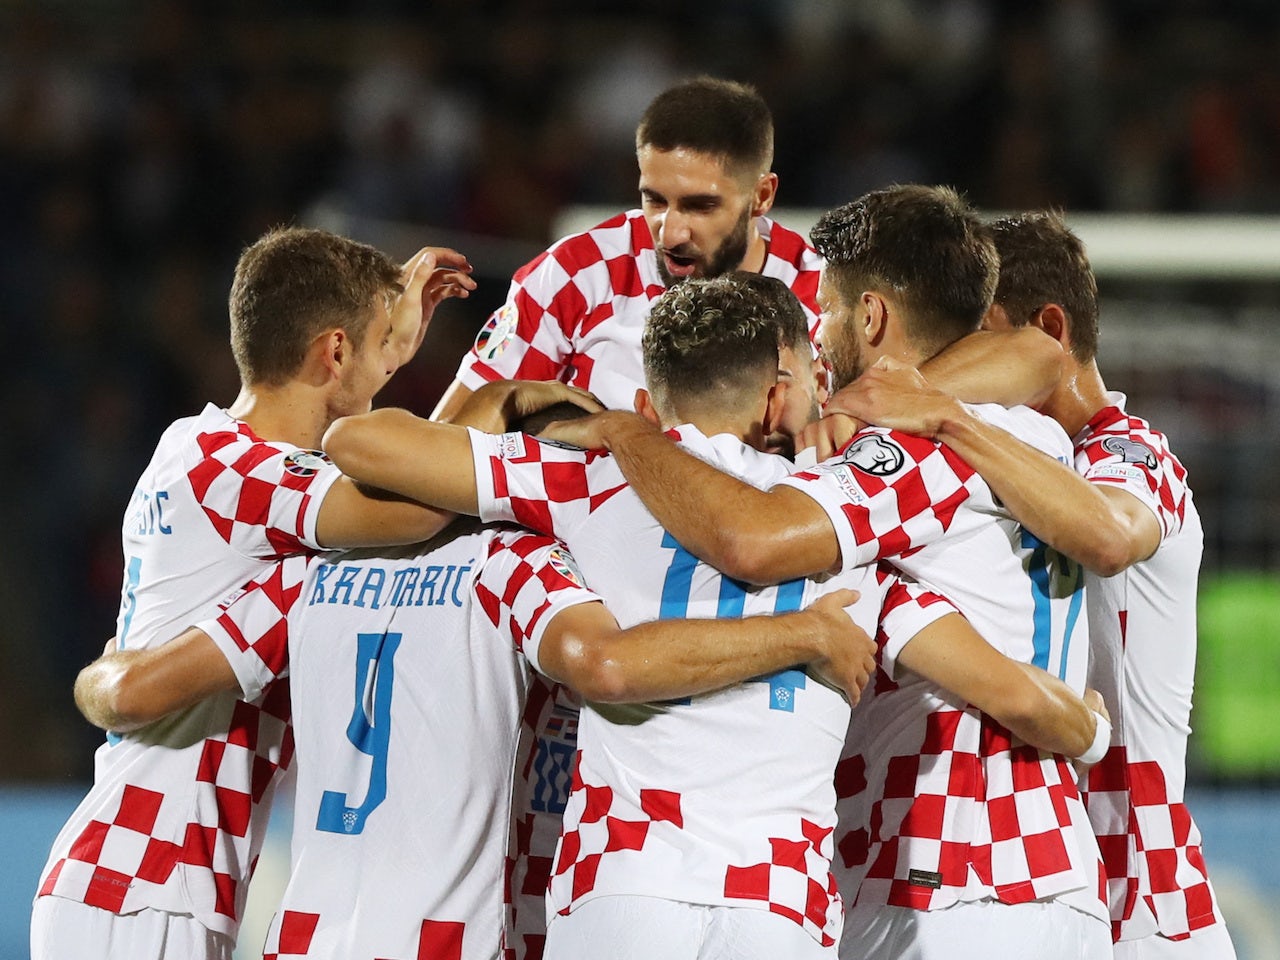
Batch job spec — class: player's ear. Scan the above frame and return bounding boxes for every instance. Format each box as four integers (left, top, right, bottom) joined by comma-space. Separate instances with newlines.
751, 171, 779, 217
635, 388, 661, 427
763, 380, 789, 437
305, 328, 346, 384
1034, 303, 1069, 347
862, 292, 887, 345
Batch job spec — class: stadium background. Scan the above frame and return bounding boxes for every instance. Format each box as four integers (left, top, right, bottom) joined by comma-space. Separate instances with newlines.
0, 1, 1276, 956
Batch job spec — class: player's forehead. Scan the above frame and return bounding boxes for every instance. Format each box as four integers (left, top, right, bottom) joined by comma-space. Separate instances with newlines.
816, 269, 844, 312
637, 145, 742, 200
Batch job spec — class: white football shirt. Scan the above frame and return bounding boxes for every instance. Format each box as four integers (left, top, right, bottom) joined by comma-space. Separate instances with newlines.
199, 525, 600, 960
1075, 394, 1228, 943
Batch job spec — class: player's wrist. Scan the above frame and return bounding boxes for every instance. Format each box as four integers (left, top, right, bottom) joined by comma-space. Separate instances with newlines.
933, 399, 979, 446
599, 410, 659, 451
1077, 709, 1112, 765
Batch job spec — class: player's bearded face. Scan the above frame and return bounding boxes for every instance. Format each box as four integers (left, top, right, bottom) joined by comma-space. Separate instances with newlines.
816, 275, 867, 391
655, 202, 752, 287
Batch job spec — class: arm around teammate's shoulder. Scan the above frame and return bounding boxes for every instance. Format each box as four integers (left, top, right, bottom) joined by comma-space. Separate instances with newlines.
321, 408, 481, 528
538, 410, 840, 585
935, 408, 1159, 577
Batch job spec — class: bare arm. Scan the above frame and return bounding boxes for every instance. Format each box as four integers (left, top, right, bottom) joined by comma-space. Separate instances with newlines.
75, 630, 240, 733
895, 613, 1103, 758
936, 410, 1160, 575
323, 409, 482, 515
314, 477, 457, 549
918, 327, 1065, 409
538, 589, 876, 705
540, 411, 840, 585
827, 361, 1159, 576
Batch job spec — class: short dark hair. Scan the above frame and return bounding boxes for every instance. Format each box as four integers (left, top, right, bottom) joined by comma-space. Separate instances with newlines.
989, 211, 1100, 362
636, 76, 773, 180
228, 227, 402, 386
643, 274, 782, 410
733, 272, 811, 358
810, 185, 998, 359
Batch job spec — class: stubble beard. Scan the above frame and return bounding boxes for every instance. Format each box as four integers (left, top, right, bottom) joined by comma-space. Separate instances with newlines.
655, 206, 753, 287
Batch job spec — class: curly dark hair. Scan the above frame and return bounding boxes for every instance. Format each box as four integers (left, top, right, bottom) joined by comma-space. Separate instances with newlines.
643, 273, 787, 409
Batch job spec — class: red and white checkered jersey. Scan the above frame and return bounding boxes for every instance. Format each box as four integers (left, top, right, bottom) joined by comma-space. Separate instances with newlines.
834, 653, 1108, 943
468, 424, 957, 947
1074, 394, 1226, 942
196, 526, 599, 960
452, 210, 823, 412
777, 405, 1091, 693
36, 404, 342, 938
776, 407, 1107, 928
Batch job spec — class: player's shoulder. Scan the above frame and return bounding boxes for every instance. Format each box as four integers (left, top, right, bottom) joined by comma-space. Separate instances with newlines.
758, 215, 823, 306
971, 402, 1073, 459
1076, 398, 1183, 473
525, 210, 647, 271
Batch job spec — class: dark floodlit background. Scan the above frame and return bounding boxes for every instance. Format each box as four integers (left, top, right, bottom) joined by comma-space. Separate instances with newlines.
1, 2, 1277, 957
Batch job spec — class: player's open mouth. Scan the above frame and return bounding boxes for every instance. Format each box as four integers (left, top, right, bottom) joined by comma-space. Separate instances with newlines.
663, 251, 699, 277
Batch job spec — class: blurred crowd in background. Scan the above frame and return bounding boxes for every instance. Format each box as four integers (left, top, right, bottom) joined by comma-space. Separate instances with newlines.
2, 0, 1279, 780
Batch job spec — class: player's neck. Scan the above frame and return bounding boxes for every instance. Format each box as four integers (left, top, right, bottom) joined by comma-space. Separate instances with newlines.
663, 410, 758, 447
736, 231, 767, 274
226, 383, 330, 449
1040, 360, 1111, 438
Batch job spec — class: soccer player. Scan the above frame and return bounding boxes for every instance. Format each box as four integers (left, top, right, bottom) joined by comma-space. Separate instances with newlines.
521, 187, 1116, 958
429, 75, 826, 428
29, 226, 589, 960
827, 211, 1237, 959
321, 270, 1109, 958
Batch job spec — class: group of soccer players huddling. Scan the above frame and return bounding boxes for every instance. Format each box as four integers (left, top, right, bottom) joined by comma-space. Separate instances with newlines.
33, 77, 1235, 960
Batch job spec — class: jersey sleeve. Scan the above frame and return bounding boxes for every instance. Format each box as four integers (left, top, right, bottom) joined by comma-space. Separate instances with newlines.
468, 428, 626, 539
874, 564, 963, 681
187, 438, 342, 558
473, 530, 603, 676
453, 245, 584, 390
195, 553, 314, 701
1075, 422, 1189, 540
774, 427, 992, 572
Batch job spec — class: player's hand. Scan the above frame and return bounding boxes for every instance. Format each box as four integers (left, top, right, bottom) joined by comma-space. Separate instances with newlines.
451, 380, 603, 434
537, 409, 654, 452
806, 588, 877, 706
506, 381, 604, 423
415, 245, 476, 312
825, 357, 959, 440
796, 413, 863, 463
388, 246, 477, 366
